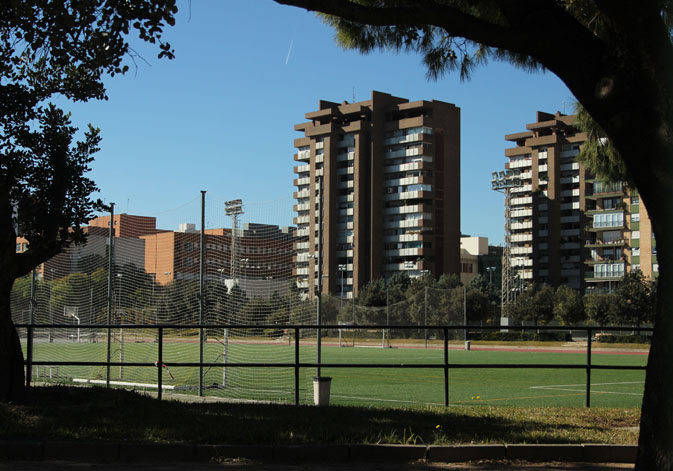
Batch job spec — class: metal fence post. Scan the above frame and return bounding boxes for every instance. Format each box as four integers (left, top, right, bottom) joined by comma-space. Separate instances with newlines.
106, 203, 115, 388
444, 327, 449, 407
25, 325, 33, 388
295, 327, 300, 406
199, 190, 206, 397
26, 269, 37, 388
586, 327, 592, 408
158, 327, 163, 401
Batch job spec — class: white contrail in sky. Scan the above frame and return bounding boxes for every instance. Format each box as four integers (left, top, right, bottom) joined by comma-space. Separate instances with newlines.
285, 29, 296, 65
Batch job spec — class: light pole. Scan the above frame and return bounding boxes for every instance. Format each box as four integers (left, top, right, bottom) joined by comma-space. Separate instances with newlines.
225, 199, 244, 285
491, 169, 522, 323
116, 273, 124, 378
486, 266, 496, 285
338, 264, 347, 308
49, 269, 54, 343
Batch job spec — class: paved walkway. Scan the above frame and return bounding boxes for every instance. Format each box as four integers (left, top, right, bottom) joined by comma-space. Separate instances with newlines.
0, 460, 634, 471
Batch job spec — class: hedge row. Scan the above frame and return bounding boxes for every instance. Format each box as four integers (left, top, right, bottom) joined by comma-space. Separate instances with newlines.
467, 331, 572, 342
595, 334, 651, 344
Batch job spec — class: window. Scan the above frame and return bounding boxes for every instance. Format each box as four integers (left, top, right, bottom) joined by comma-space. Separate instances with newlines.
631, 196, 640, 205
632, 247, 641, 257
594, 262, 624, 278
631, 213, 640, 222
461, 263, 473, 273
631, 231, 641, 240
593, 212, 623, 228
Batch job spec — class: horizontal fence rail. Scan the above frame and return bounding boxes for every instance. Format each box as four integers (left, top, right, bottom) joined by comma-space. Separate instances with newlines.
17, 323, 651, 407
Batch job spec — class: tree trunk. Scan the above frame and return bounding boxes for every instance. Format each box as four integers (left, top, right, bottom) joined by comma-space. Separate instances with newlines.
636, 238, 673, 470
0, 283, 27, 402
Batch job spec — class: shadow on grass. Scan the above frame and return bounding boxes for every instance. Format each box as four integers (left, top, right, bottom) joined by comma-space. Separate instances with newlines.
0, 386, 639, 446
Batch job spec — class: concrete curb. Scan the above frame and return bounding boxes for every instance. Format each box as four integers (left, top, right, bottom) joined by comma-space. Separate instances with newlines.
0, 441, 637, 464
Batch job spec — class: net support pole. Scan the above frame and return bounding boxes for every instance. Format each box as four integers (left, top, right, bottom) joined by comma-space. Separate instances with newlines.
424, 287, 428, 349
316, 175, 323, 378
294, 327, 300, 406
443, 327, 449, 407
586, 327, 592, 408
199, 190, 206, 397
157, 327, 163, 400
106, 203, 115, 388
26, 269, 36, 388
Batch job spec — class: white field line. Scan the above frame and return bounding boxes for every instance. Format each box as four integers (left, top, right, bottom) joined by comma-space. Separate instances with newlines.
73, 378, 175, 390
531, 381, 644, 396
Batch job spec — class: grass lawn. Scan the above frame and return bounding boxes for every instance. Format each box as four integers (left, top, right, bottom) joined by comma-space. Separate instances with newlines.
24, 334, 647, 409
0, 386, 640, 446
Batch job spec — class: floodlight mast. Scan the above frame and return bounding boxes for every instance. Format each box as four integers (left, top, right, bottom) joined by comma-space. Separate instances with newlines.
491, 169, 523, 317
225, 199, 244, 285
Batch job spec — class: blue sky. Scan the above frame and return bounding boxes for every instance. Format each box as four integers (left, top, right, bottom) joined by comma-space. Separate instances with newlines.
61, 0, 575, 245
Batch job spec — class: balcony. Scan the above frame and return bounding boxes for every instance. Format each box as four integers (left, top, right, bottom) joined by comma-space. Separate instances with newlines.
384, 190, 429, 201
585, 256, 625, 265
384, 146, 424, 159
384, 247, 427, 257
509, 159, 532, 169
510, 258, 533, 267
510, 233, 533, 242
585, 238, 626, 248
384, 233, 422, 243
560, 162, 580, 171
510, 184, 533, 194
586, 181, 626, 199
510, 196, 533, 206
510, 208, 532, 218
384, 205, 423, 215
511, 221, 533, 230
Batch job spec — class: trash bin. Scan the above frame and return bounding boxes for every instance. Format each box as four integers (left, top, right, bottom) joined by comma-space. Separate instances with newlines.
464, 341, 471, 351
313, 376, 332, 406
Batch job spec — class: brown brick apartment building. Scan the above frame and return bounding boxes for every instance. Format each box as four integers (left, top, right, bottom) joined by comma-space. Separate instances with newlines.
293, 91, 461, 298
500, 111, 656, 294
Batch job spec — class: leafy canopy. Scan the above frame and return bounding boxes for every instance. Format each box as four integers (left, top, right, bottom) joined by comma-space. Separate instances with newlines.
1, 1, 178, 279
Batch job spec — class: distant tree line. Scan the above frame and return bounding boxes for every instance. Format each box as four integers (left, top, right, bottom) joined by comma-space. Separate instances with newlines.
504, 270, 656, 328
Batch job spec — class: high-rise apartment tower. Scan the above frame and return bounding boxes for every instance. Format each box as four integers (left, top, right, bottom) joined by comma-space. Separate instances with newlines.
293, 91, 461, 298
499, 111, 657, 296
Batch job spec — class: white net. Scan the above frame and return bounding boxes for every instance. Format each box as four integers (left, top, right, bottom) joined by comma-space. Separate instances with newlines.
11, 194, 317, 403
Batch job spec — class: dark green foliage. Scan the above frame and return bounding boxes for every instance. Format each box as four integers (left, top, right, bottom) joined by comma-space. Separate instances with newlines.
613, 270, 656, 327
574, 104, 632, 185
2, 0, 179, 280
504, 283, 555, 326
468, 331, 572, 342
469, 273, 499, 305
584, 293, 619, 327
554, 285, 585, 326
596, 334, 651, 344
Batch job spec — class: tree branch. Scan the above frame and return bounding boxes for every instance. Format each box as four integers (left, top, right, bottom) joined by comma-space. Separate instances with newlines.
273, 0, 532, 53
273, 0, 606, 98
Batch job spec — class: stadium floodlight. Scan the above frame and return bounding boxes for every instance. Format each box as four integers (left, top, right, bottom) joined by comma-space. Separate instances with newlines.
225, 199, 244, 284
338, 264, 347, 301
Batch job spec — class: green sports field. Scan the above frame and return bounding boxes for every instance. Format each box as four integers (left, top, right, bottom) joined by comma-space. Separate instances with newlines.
23, 333, 647, 409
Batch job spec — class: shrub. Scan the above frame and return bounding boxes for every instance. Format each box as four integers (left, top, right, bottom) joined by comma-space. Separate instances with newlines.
595, 334, 651, 344
468, 331, 572, 342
